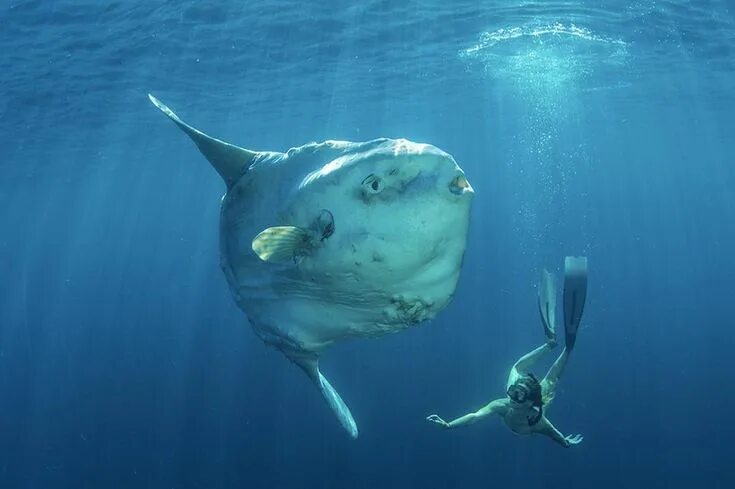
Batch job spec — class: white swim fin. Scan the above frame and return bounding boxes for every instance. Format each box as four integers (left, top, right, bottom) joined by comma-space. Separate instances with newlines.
538, 268, 557, 343
563, 256, 588, 350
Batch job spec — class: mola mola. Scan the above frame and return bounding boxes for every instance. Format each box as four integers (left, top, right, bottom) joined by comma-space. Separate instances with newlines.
148, 94, 474, 438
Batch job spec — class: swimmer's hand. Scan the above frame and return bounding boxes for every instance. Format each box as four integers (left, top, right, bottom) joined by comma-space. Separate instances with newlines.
426, 414, 450, 428
564, 434, 584, 447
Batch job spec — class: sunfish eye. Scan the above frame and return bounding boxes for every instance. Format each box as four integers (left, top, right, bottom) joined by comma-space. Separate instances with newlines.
361, 174, 382, 194
318, 209, 335, 240
323, 221, 334, 239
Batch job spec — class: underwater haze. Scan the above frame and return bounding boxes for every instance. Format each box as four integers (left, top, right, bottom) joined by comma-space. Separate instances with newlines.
1, 0, 734, 487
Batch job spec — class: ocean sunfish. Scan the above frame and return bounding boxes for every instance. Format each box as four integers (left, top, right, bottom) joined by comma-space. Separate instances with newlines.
148, 94, 474, 438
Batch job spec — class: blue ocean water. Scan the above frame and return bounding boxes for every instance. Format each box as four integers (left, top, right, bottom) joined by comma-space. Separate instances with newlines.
1, 0, 734, 487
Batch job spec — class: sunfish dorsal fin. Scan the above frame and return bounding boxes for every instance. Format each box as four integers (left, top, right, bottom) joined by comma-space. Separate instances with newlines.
148, 94, 256, 188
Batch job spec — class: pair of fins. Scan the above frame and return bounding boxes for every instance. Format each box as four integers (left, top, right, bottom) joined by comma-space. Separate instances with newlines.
538, 256, 588, 351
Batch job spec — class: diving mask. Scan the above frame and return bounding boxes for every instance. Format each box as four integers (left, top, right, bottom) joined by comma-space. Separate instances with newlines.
507, 383, 529, 403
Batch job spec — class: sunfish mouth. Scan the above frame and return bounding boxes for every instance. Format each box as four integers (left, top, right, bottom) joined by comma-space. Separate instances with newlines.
449, 174, 473, 195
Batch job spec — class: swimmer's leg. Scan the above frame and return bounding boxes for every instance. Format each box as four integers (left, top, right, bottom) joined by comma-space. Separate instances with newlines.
540, 347, 570, 406
506, 343, 554, 390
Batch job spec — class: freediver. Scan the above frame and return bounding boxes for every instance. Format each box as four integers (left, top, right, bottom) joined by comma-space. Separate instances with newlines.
426, 257, 588, 448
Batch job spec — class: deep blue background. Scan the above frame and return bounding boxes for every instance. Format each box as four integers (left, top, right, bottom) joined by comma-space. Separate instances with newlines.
1, 1, 734, 487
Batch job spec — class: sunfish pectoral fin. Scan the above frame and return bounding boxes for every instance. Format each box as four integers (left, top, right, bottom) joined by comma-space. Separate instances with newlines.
563, 256, 588, 351
147, 94, 257, 188
293, 356, 358, 439
251, 226, 314, 263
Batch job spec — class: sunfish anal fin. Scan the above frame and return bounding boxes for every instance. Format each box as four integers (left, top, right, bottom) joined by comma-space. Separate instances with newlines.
293, 355, 358, 439
251, 226, 314, 263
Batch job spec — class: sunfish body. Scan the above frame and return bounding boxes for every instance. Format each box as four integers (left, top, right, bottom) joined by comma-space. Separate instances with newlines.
149, 95, 474, 438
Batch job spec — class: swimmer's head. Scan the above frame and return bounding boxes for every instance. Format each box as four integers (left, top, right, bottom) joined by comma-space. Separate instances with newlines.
507, 374, 540, 403
507, 374, 544, 425
507, 382, 529, 403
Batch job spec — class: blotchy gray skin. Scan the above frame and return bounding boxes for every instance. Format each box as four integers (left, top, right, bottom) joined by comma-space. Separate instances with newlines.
149, 95, 474, 438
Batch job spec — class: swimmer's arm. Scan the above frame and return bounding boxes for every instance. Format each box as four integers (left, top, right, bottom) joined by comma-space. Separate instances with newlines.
535, 418, 571, 447
428, 399, 507, 429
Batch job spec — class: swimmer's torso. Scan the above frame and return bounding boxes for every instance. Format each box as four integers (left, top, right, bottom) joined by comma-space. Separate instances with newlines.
501, 400, 541, 435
